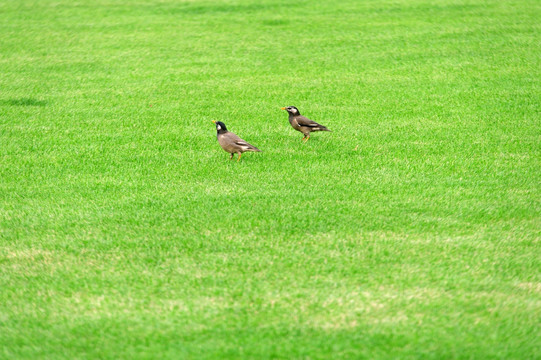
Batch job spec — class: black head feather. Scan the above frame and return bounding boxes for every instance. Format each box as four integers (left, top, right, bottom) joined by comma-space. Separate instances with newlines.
214, 121, 228, 134
285, 106, 300, 115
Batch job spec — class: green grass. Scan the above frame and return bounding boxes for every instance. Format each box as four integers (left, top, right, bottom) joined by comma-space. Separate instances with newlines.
1, 0, 540, 358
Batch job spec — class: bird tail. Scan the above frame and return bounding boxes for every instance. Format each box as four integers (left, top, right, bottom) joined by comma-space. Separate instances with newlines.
316, 124, 331, 132
246, 145, 261, 152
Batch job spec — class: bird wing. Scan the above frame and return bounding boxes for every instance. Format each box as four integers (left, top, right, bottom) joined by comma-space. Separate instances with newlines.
295, 116, 322, 127
222, 132, 260, 151
295, 116, 330, 131
220, 132, 239, 142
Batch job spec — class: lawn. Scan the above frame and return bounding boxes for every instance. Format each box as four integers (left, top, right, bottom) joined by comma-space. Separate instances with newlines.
1, 0, 540, 358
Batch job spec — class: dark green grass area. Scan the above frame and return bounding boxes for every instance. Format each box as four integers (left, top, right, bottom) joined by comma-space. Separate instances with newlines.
1, 0, 540, 358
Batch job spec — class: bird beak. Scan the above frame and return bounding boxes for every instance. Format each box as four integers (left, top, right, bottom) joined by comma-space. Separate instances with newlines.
212, 120, 216, 123
280, 107, 286, 110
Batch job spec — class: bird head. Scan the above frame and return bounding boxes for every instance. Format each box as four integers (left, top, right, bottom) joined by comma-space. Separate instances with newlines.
212, 120, 228, 134
281, 106, 300, 115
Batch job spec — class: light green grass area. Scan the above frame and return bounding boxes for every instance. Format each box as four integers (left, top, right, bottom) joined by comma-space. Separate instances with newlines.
1, 0, 540, 358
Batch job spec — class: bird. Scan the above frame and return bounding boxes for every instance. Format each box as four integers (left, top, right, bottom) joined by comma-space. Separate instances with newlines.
281, 106, 330, 142
212, 120, 261, 162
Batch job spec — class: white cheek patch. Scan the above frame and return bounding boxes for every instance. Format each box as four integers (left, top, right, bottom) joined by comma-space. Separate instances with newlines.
216, 125, 221, 130
291, 108, 298, 114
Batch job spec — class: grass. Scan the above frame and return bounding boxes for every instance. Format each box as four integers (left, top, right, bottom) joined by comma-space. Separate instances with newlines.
1, 0, 540, 358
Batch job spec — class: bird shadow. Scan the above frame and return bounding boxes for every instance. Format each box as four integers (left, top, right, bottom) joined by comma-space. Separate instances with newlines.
1, 98, 47, 106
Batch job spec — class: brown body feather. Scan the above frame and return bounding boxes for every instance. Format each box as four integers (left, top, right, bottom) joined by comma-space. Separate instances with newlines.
217, 131, 261, 154
289, 115, 330, 136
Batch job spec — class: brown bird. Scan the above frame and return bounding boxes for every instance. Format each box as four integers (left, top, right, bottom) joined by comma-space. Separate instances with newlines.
212, 120, 261, 162
281, 106, 330, 142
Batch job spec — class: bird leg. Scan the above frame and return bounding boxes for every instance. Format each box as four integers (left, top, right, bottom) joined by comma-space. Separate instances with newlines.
237, 153, 242, 162
301, 135, 307, 142
303, 135, 310, 143
230, 153, 234, 160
